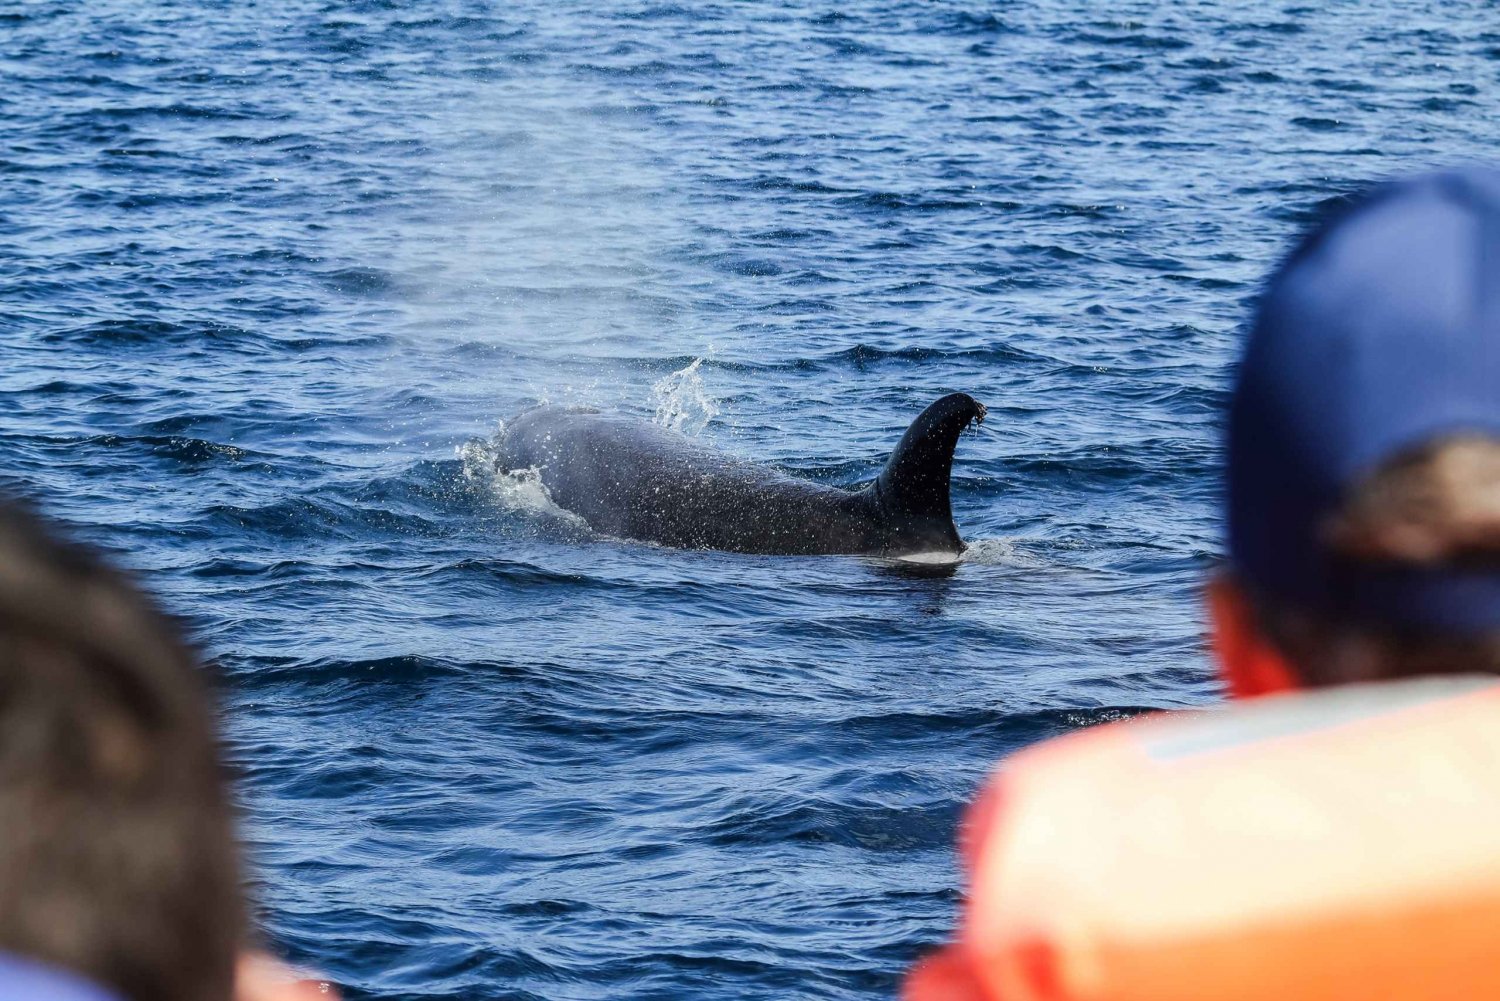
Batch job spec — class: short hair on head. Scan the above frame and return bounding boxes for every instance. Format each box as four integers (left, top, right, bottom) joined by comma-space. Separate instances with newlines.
0, 499, 245, 1001
1253, 435, 1500, 685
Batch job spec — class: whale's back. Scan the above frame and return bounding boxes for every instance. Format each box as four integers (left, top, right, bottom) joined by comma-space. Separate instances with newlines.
494, 393, 983, 556
495, 408, 882, 554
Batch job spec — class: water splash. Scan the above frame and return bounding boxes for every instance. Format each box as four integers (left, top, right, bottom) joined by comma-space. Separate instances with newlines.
652, 358, 719, 436
457, 431, 590, 532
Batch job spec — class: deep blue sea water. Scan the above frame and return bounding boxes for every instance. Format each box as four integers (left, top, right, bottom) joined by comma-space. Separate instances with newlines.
5, 1, 1500, 997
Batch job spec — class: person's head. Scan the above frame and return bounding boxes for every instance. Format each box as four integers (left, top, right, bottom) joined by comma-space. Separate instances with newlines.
0, 500, 326, 1001
1212, 168, 1500, 696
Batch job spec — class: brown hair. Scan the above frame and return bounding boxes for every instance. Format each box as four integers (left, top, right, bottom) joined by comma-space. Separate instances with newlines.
0, 501, 245, 1001
1256, 435, 1500, 685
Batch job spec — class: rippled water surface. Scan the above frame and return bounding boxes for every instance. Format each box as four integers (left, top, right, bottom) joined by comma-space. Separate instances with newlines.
6, 1, 1500, 997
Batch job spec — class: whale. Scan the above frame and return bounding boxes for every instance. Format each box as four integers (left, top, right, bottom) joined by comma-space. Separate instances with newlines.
491, 392, 986, 556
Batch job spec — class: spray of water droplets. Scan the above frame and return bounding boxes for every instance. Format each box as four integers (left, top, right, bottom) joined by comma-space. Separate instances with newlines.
652, 358, 719, 436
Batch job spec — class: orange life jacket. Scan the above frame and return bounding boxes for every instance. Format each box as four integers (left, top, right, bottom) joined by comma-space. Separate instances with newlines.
907, 675, 1500, 1001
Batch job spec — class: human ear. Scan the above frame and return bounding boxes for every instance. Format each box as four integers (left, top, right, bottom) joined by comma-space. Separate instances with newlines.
234, 952, 338, 1001
1205, 574, 1299, 698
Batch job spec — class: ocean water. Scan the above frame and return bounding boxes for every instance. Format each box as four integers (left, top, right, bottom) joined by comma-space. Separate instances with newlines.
5, 1, 1500, 997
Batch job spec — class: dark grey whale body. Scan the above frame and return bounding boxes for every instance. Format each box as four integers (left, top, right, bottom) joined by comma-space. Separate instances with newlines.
493, 393, 986, 556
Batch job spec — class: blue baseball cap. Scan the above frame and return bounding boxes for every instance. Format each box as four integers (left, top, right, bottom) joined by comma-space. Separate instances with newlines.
0, 953, 119, 1001
1228, 167, 1500, 633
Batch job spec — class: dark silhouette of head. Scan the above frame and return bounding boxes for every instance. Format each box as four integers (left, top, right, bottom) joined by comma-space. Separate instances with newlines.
0, 500, 245, 1001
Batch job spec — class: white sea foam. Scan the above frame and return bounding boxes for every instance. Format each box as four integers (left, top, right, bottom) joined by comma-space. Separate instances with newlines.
959, 537, 1042, 567
457, 433, 591, 530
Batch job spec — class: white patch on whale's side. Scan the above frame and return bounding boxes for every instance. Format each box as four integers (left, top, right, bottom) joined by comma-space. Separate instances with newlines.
893, 549, 964, 566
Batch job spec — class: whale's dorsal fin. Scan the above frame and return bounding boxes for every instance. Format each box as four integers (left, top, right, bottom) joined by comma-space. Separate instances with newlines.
872, 393, 986, 552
